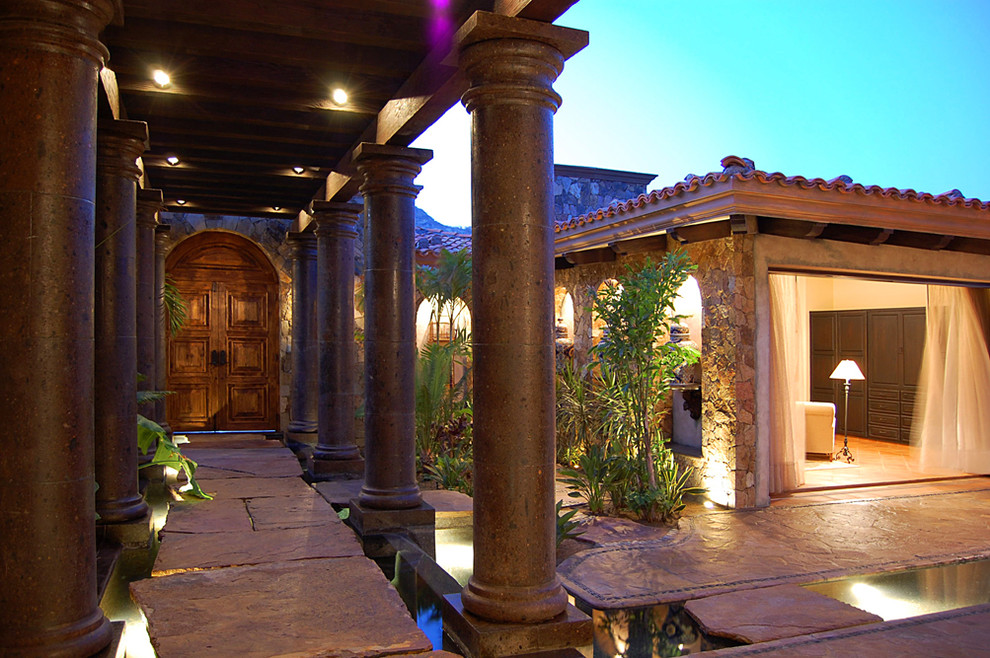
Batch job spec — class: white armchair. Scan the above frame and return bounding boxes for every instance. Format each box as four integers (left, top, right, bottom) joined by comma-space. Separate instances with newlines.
797, 401, 836, 457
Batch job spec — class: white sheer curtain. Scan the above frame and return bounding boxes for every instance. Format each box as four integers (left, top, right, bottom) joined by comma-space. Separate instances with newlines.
915, 285, 990, 473
769, 274, 808, 493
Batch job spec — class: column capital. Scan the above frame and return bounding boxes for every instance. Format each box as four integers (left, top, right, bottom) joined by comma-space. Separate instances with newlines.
97, 119, 149, 181
457, 12, 588, 114
286, 230, 317, 260
353, 144, 432, 199
309, 201, 362, 239
136, 188, 164, 228
155, 223, 172, 249
0, 0, 119, 64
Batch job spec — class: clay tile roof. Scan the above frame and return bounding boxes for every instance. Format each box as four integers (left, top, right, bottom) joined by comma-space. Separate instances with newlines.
414, 227, 472, 256
554, 155, 990, 234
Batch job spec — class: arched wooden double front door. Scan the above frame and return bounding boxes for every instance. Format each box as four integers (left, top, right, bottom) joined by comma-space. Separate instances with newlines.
166, 232, 279, 431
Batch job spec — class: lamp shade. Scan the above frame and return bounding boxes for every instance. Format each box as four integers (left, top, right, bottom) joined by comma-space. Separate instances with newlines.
829, 359, 865, 381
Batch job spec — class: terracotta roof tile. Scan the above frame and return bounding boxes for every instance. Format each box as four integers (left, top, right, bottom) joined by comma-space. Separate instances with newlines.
554, 155, 990, 234
414, 227, 472, 255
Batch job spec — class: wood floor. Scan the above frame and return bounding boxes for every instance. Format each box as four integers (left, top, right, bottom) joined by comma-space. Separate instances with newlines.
796, 435, 972, 492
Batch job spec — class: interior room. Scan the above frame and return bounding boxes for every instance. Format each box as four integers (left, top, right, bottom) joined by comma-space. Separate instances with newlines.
769, 273, 989, 494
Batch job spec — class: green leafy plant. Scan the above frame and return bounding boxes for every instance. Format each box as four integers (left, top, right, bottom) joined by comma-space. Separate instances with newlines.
559, 444, 617, 515
137, 415, 212, 499
591, 252, 698, 490
163, 276, 188, 337
423, 453, 473, 496
555, 362, 609, 463
555, 500, 585, 548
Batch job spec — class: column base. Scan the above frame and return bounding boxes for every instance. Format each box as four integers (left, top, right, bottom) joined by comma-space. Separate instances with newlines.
96, 495, 151, 526
97, 510, 154, 551
95, 621, 126, 658
306, 453, 364, 480
348, 498, 436, 559
443, 593, 592, 658
285, 429, 318, 451
1, 608, 113, 658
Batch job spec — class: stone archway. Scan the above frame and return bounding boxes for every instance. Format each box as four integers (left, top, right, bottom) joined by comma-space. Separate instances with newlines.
166, 231, 280, 431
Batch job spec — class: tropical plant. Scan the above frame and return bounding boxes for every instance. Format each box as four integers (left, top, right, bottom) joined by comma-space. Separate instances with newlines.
414, 337, 472, 465
555, 362, 608, 462
559, 444, 617, 516
555, 500, 585, 548
137, 415, 212, 499
423, 452, 473, 496
417, 248, 472, 344
163, 276, 188, 337
591, 252, 698, 489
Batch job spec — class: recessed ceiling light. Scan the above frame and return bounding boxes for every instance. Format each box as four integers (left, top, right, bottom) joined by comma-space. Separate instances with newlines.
292, 166, 305, 175
175, 199, 186, 205
166, 155, 180, 166
152, 69, 171, 88
273, 206, 282, 211
331, 88, 348, 106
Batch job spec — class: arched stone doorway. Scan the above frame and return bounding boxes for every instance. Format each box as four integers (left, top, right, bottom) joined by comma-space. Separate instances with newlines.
166, 231, 280, 431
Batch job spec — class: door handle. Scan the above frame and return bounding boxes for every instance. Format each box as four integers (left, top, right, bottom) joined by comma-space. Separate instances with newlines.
211, 350, 219, 366
219, 350, 227, 366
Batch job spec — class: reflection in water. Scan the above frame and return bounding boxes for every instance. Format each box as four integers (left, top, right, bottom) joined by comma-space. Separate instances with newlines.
592, 605, 737, 657
805, 559, 990, 621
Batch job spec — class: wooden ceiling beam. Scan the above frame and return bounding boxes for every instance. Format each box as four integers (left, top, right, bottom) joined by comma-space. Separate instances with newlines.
103, 18, 418, 76
145, 122, 352, 149
144, 135, 345, 160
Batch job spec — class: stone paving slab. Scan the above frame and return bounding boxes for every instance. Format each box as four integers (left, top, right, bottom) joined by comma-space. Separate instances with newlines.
131, 557, 432, 657
153, 523, 364, 574
558, 486, 990, 609
196, 475, 313, 499
184, 449, 304, 479
684, 584, 882, 644
161, 498, 253, 534
246, 491, 339, 530
703, 602, 990, 657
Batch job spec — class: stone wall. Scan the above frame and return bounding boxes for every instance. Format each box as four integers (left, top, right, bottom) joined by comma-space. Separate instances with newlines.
683, 236, 757, 509
160, 212, 295, 432
554, 234, 760, 509
553, 165, 656, 223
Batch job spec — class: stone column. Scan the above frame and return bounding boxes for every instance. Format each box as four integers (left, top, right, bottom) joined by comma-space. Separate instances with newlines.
155, 223, 173, 434
136, 189, 163, 463
286, 230, 319, 441
354, 144, 432, 509
457, 12, 587, 625
308, 203, 365, 478
94, 119, 151, 529
0, 0, 117, 654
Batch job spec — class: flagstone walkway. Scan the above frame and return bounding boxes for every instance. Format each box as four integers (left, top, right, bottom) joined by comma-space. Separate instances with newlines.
129, 435, 444, 658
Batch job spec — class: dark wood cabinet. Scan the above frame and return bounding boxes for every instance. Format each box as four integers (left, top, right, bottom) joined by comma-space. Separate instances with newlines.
867, 308, 925, 443
809, 307, 925, 443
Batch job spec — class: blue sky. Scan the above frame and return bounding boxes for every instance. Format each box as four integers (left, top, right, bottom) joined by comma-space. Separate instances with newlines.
412, 0, 990, 228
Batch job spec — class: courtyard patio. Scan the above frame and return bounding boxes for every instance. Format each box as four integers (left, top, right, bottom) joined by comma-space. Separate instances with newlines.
123, 434, 990, 657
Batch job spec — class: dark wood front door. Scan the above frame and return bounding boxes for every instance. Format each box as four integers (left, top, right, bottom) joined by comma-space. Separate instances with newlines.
166, 232, 279, 431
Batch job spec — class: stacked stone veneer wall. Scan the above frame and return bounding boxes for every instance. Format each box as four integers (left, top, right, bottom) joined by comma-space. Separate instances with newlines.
160, 212, 294, 432
554, 233, 759, 509
683, 236, 757, 509
553, 165, 655, 223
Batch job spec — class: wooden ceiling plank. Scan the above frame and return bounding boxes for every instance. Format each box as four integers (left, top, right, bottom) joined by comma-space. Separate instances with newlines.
123, 0, 426, 50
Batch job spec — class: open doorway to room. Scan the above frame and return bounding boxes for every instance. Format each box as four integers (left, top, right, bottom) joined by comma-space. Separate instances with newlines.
770, 273, 987, 495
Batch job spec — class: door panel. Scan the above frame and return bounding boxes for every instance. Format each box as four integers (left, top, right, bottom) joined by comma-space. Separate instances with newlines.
167, 233, 278, 432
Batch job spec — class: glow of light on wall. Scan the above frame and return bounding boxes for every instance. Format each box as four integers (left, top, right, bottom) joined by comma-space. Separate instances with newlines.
415, 298, 471, 350
673, 275, 703, 344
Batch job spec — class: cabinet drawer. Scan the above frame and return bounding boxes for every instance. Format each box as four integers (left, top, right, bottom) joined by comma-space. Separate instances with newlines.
901, 389, 916, 403
870, 424, 900, 441
900, 402, 913, 418
870, 412, 899, 427
901, 415, 914, 430
869, 399, 899, 414
870, 387, 900, 401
